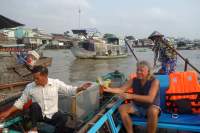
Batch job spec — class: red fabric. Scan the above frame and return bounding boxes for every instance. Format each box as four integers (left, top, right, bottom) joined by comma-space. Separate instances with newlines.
23, 100, 32, 110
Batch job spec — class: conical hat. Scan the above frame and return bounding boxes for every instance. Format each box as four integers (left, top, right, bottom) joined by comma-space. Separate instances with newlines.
148, 31, 164, 39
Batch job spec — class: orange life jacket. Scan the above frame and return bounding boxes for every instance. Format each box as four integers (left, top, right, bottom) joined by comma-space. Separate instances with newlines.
165, 71, 200, 114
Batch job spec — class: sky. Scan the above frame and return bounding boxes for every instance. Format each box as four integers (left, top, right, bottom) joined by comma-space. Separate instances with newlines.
1, 0, 200, 39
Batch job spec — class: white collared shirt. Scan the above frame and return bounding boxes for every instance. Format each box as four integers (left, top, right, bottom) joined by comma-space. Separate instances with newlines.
14, 78, 77, 119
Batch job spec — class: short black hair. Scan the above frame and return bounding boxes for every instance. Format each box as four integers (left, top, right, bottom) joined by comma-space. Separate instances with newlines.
32, 65, 48, 75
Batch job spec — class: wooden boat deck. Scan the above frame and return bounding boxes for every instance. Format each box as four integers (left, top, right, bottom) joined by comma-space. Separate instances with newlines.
0, 54, 52, 106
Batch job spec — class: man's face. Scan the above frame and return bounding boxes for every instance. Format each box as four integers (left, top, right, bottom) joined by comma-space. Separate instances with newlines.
33, 72, 47, 86
136, 65, 149, 79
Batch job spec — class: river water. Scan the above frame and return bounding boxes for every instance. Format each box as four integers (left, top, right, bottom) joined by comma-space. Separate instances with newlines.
43, 48, 200, 84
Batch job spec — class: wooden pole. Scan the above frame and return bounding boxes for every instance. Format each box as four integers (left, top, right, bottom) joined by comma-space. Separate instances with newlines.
164, 42, 200, 74
124, 39, 139, 62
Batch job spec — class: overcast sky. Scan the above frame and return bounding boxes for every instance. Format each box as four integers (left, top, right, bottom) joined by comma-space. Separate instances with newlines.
1, 0, 200, 39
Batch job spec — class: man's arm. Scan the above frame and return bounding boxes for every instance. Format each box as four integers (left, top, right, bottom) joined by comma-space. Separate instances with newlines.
0, 86, 30, 121
103, 79, 133, 94
56, 79, 78, 96
76, 82, 92, 93
0, 106, 19, 122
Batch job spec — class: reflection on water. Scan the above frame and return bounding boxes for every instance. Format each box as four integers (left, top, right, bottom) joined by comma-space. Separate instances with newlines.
68, 58, 135, 82
43, 49, 200, 84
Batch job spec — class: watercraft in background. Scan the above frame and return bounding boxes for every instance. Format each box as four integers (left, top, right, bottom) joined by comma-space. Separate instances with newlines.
0, 16, 53, 109
0, 45, 52, 109
71, 29, 128, 59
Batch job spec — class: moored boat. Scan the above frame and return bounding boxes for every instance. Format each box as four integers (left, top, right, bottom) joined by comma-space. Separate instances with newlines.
71, 29, 128, 59
0, 15, 53, 113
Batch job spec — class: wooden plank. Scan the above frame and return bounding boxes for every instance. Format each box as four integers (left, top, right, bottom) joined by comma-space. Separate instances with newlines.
0, 81, 30, 90
77, 98, 118, 133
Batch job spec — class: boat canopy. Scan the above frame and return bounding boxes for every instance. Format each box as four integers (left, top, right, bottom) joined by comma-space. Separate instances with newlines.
125, 35, 136, 41
72, 29, 87, 36
79, 41, 95, 51
103, 34, 119, 45
72, 28, 98, 36
103, 33, 117, 39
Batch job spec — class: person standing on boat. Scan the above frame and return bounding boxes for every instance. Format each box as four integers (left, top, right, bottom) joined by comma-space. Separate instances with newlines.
148, 31, 177, 74
103, 61, 160, 133
26, 50, 40, 66
16, 50, 40, 68
0, 65, 91, 133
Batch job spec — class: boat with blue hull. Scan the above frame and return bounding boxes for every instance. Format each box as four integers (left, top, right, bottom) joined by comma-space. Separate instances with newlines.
87, 73, 200, 133
1, 70, 200, 133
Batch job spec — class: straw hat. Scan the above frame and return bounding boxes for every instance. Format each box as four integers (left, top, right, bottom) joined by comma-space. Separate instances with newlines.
28, 50, 40, 60
148, 31, 164, 40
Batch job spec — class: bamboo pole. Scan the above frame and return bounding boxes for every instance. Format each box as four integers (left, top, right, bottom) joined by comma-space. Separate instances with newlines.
124, 39, 139, 62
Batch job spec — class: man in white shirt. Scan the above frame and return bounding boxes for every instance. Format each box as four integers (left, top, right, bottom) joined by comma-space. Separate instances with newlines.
0, 65, 91, 133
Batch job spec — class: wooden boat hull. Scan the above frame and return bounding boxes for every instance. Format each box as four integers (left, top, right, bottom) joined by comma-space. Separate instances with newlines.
71, 47, 128, 59
0, 55, 52, 107
71, 47, 96, 59
94, 54, 128, 59
71, 45, 128, 59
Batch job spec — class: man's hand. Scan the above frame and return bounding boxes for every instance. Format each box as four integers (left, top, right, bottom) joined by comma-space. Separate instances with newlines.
0, 111, 10, 122
77, 82, 92, 93
0, 106, 19, 122
80, 82, 92, 90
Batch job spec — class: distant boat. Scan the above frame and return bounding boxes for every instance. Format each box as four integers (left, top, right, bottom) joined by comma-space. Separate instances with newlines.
70, 29, 128, 59
136, 48, 148, 52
